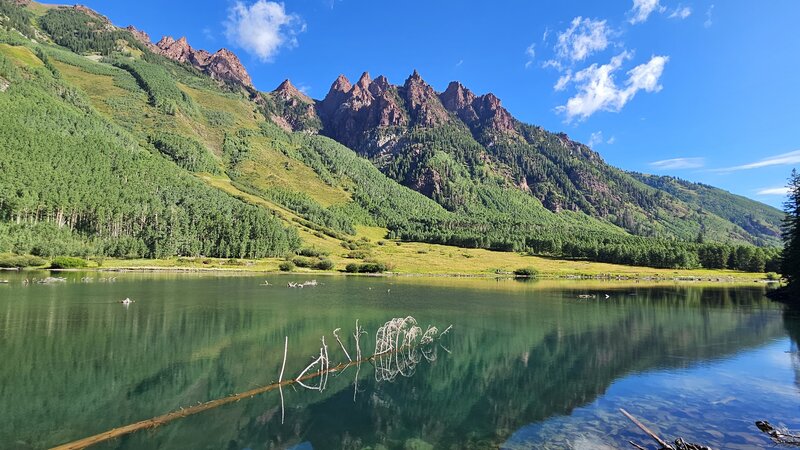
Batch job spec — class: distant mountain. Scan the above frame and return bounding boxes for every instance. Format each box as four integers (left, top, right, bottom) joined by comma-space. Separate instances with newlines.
0, 1, 783, 271
267, 71, 783, 246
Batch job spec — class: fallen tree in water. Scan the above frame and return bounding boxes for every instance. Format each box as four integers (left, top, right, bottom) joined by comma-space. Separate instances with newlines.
620, 408, 713, 450
52, 316, 451, 450
756, 421, 800, 446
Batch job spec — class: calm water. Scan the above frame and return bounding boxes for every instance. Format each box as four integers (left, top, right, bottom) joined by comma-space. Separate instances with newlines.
0, 272, 798, 449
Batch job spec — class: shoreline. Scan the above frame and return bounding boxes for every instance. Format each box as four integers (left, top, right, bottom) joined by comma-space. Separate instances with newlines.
11, 264, 777, 284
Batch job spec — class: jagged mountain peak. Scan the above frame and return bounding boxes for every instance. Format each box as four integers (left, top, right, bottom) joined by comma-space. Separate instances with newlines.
273, 79, 312, 104
356, 71, 372, 89
329, 74, 352, 94
145, 35, 253, 88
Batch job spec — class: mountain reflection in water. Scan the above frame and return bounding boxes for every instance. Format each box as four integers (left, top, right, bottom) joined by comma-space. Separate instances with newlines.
0, 274, 793, 449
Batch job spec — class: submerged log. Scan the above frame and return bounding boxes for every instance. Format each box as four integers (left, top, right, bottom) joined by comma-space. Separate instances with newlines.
620, 408, 712, 450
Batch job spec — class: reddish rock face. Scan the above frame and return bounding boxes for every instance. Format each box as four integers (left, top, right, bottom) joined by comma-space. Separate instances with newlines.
125, 25, 159, 52
439, 81, 516, 134
305, 69, 520, 154
149, 35, 253, 88
155, 36, 193, 63
315, 71, 418, 151
203, 48, 253, 87
400, 70, 449, 127
270, 79, 317, 131
274, 79, 312, 104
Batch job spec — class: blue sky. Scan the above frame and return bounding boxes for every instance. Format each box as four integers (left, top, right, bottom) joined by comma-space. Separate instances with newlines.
80, 0, 799, 208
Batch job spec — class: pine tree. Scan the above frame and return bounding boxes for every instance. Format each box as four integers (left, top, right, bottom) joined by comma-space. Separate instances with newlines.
780, 169, 800, 289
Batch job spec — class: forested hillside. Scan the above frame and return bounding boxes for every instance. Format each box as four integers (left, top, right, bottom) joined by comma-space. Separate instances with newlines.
0, 1, 784, 272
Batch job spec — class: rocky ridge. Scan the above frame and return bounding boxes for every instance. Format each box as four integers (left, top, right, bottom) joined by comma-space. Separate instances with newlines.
125, 31, 254, 88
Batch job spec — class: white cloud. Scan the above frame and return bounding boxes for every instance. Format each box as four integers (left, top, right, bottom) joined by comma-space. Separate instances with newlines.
629, 0, 667, 24
588, 131, 604, 147
757, 187, 790, 196
225, 1, 304, 62
668, 5, 692, 19
557, 52, 669, 121
606, 136, 616, 145
650, 157, 705, 170
714, 150, 800, 172
704, 5, 715, 28
525, 43, 535, 68
456, 59, 464, 67
554, 70, 572, 91
555, 17, 612, 62
543, 59, 563, 70
526, 43, 536, 59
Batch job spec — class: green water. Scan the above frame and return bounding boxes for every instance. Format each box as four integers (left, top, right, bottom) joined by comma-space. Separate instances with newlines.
0, 272, 797, 449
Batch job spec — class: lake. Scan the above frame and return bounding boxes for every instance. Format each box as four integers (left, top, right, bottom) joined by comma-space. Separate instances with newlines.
0, 272, 797, 449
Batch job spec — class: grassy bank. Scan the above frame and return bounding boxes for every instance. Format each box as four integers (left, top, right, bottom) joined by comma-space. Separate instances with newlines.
39, 238, 769, 282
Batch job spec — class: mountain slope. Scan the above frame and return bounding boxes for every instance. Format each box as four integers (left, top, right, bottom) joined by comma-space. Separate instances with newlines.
268, 70, 782, 247
631, 172, 783, 245
0, 1, 783, 272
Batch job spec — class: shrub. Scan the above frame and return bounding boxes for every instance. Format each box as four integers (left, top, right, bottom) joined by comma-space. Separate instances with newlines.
513, 267, 539, 277
298, 247, 328, 257
346, 250, 370, 259
315, 258, 335, 270
50, 256, 89, 269
359, 262, 387, 273
0, 254, 46, 268
766, 272, 781, 280
345, 262, 388, 274
291, 256, 314, 268
279, 261, 295, 272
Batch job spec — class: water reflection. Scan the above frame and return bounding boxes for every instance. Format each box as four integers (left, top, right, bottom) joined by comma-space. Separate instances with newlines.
0, 275, 789, 449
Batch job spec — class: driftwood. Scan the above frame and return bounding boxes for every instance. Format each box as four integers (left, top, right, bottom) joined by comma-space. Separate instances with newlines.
756, 421, 800, 446
620, 408, 712, 450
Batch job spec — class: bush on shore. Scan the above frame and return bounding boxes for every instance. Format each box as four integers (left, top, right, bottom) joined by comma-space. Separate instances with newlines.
49, 256, 89, 269
0, 254, 46, 268
513, 267, 538, 277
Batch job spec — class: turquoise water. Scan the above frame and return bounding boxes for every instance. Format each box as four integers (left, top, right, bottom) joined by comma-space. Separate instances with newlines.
0, 272, 796, 449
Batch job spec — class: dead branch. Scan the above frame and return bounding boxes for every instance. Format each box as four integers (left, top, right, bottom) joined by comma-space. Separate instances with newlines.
279, 336, 287, 424
333, 328, 352, 362
756, 421, 800, 446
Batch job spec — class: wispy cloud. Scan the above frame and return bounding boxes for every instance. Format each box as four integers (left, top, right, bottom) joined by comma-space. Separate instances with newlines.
295, 82, 311, 95
650, 157, 705, 170
629, 0, 666, 24
713, 150, 800, 172
554, 70, 572, 91
668, 5, 692, 19
588, 131, 604, 147
524, 43, 535, 69
757, 187, 790, 196
225, 1, 304, 62
202, 27, 216, 41
555, 17, 612, 62
557, 52, 669, 121
704, 4, 715, 28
